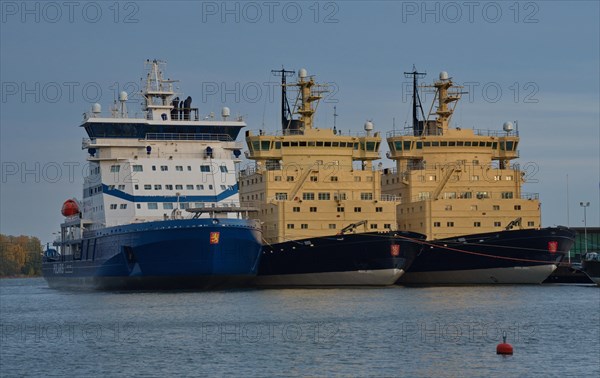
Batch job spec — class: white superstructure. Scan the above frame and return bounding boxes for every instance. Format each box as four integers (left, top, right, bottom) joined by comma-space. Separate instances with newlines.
80, 60, 247, 230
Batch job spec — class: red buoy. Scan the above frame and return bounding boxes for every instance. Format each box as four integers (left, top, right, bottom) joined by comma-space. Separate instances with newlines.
496, 332, 513, 355
61, 199, 80, 217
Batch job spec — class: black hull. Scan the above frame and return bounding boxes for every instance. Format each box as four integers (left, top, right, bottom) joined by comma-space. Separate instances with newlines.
256, 231, 426, 286
399, 227, 576, 284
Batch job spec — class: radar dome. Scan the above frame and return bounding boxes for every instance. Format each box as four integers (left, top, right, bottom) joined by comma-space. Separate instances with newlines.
221, 106, 230, 118
299, 68, 308, 79
364, 120, 374, 131
439, 71, 449, 80
92, 103, 101, 113
119, 91, 128, 101
503, 121, 514, 132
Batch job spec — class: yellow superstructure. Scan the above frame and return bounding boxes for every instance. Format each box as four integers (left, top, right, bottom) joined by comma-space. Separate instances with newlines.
382, 72, 540, 239
239, 70, 398, 244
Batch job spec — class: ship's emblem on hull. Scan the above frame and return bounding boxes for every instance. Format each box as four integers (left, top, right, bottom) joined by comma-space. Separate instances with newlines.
210, 232, 220, 245
391, 244, 400, 256
547, 241, 558, 253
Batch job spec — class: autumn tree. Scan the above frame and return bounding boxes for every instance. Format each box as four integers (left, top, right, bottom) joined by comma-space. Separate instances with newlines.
0, 234, 43, 277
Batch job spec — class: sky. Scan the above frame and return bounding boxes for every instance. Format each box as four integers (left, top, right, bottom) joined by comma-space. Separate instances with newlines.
1, 0, 599, 244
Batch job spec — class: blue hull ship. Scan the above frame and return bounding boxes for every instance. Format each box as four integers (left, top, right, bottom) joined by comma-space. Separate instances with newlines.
43, 60, 262, 290
44, 219, 261, 290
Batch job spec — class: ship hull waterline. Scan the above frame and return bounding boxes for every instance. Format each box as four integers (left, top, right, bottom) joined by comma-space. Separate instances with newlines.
256, 231, 425, 287
43, 219, 263, 290
398, 227, 576, 285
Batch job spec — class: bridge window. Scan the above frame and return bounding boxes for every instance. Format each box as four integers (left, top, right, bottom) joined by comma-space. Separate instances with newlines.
200, 165, 211, 172
110, 165, 120, 173
275, 193, 288, 200
360, 192, 373, 200
163, 203, 173, 210
275, 142, 281, 149
501, 192, 514, 199
261, 141, 271, 150
220, 166, 228, 173
303, 193, 314, 200
133, 165, 143, 172
148, 203, 158, 210
318, 193, 330, 200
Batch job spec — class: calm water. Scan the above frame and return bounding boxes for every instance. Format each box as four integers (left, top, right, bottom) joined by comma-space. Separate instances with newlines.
0, 278, 598, 377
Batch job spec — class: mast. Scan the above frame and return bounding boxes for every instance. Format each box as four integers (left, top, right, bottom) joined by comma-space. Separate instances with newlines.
271, 68, 295, 131
404, 66, 426, 136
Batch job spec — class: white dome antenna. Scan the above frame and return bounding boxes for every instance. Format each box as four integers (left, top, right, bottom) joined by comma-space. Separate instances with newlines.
222, 106, 230, 120
299, 68, 308, 79
503, 121, 514, 133
364, 120, 374, 136
118, 91, 128, 118
439, 71, 449, 80
92, 103, 101, 115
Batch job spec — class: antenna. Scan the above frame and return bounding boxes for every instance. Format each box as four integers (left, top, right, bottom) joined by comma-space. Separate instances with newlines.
404, 65, 426, 136
333, 105, 338, 128
271, 68, 295, 131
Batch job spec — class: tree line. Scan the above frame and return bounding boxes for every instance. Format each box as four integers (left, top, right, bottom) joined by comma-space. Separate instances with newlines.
0, 234, 43, 277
